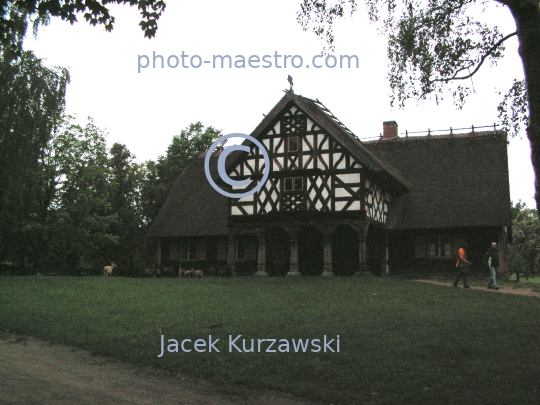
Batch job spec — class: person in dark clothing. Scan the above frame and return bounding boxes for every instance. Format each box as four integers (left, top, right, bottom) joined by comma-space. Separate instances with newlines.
453, 243, 471, 288
485, 242, 499, 290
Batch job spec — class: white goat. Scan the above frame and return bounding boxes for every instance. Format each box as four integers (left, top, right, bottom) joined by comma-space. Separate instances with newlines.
192, 269, 204, 278
103, 262, 116, 277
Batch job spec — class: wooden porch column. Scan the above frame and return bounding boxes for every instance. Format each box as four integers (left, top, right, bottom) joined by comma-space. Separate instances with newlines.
227, 236, 237, 276
287, 234, 301, 276
355, 222, 369, 276
255, 231, 269, 276
382, 229, 389, 276
356, 238, 367, 275
321, 236, 334, 277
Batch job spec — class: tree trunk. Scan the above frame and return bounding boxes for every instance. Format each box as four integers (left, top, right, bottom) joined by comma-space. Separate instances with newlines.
506, 0, 540, 208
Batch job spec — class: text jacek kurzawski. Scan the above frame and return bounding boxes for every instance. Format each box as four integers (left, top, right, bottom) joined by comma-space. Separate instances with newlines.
158, 335, 340, 357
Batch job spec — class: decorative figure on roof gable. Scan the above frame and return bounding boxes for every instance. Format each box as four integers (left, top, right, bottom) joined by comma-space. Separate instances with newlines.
287, 75, 293, 91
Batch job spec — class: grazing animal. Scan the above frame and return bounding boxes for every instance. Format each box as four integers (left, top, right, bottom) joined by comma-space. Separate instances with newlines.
192, 269, 204, 278
103, 262, 116, 277
180, 269, 203, 278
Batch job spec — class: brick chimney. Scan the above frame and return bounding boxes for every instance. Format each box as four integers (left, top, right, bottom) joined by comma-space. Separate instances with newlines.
382, 121, 398, 140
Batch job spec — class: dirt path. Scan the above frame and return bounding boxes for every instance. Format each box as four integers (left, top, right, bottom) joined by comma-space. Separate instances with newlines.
414, 279, 540, 298
0, 333, 313, 405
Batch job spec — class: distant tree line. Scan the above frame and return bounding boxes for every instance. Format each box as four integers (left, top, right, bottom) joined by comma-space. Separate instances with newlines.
0, 51, 221, 275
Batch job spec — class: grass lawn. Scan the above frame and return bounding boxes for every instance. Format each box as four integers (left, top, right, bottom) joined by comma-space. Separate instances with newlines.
505, 275, 540, 292
432, 273, 540, 293
1, 276, 539, 404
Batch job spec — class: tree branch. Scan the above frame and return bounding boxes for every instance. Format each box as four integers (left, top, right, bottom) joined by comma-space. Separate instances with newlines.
434, 31, 517, 82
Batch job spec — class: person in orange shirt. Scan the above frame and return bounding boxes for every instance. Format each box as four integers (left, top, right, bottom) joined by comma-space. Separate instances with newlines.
453, 243, 471, 288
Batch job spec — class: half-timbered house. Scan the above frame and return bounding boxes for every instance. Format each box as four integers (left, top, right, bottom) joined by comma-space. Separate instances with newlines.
148, 90, 511, 276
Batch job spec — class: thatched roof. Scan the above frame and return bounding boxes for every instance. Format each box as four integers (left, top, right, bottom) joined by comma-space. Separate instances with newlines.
363, 131, 511, 229
147, 155, 229, 237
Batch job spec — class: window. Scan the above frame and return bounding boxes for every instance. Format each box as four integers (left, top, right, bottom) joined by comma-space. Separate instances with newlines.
428, 236, 452, 258
283, 177, 304, 191
288, 136, 299, 152
180, 242, 197, 260
284, 177, 293, 191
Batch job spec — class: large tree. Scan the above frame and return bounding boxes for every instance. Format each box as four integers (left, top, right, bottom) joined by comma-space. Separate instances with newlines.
0, 0, 166, 60
297, 0, 540, 206
106, 142, 147, 275
0, 50, 69, 263
28, 116, 118, 273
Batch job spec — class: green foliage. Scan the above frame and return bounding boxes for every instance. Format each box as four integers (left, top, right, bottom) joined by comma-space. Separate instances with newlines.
1, 114, 222, 273
508, 201, 540, 278
0, 50, 69, 263
0, 0, 166, 61
106, 142, 148, 275
510, 199, 527, 221
29, 116, 118, 272
497, 78, 528, 138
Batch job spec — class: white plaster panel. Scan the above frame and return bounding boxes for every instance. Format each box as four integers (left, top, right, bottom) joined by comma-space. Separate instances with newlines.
335, 201, 347, 211
335, 188, 350, 198
347, 200, 361, 211
336, 173, 360, 184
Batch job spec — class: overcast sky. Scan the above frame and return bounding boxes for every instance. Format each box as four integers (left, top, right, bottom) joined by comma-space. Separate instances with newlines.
23, 0, 534, 206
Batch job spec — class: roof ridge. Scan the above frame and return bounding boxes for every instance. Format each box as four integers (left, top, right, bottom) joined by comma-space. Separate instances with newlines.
297, 94, 358, 140
363, 130, 506, 144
